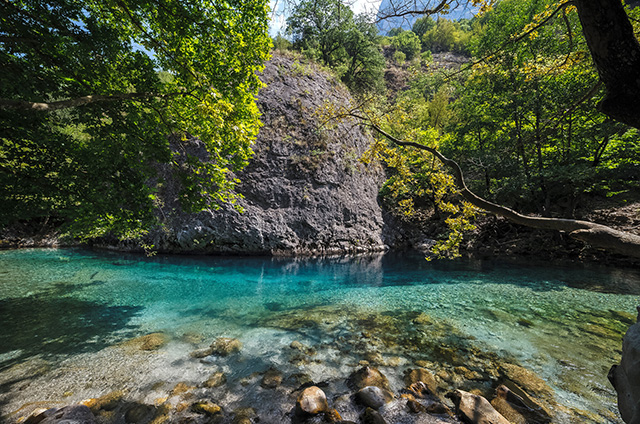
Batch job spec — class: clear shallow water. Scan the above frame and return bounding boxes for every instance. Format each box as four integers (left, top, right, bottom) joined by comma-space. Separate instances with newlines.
0, 248, 639, 423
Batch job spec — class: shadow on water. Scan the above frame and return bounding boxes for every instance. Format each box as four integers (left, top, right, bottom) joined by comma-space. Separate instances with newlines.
0, 293, 142, 372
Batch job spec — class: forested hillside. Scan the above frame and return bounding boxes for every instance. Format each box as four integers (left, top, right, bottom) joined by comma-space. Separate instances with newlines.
280, 0, 640, 260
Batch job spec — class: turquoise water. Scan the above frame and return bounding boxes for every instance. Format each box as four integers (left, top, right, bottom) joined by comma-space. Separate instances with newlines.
0, 248, 639, 423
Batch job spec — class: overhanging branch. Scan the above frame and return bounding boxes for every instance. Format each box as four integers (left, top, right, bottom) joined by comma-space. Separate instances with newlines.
354, 115, 640, 259
0, 92, 186, 111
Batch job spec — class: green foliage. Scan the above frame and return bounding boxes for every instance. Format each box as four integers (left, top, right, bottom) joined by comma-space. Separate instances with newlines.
286, 0, 354, 67
420, 50, 433, 65
273, 33, 292, 51
387, 27, 404, 37
286, 0, 385, 94
393, 50, 406, 65
443, 0, 639, 215
412, 17, 436, 38
422, 18, 473, 54
391, 30, 421, 60
0, 0, 272, 237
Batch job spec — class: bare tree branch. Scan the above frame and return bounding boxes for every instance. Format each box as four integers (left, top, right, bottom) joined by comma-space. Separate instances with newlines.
0, 92, 186, 111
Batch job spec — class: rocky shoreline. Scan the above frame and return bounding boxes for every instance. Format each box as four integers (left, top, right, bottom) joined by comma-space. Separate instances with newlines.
3, 300, 634, 424
6, 336, 566, 424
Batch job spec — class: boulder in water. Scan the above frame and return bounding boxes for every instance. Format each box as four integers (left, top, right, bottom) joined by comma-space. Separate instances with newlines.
296, 386, 329, 416
447, 389, 511, 424
355, 386, 394, 409
40, 405, 97, 424
347, 366, 391, 391
609, 306, 640, 424
210, 337, 242, 356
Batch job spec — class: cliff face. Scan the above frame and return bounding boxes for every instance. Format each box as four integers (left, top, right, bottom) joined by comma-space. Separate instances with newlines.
143, 53, 387, 255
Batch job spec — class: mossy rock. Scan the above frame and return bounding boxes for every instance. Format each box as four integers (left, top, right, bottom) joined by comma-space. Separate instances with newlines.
203, 371, 226, 388
120, 333, 168, 351
81, 390, 126, 412
192, 401, 222, 416
210, 337, 242, 356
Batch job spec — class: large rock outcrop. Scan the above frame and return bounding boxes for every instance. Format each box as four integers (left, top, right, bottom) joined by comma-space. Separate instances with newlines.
139, 53, 386, 255
610, 306, 640, 424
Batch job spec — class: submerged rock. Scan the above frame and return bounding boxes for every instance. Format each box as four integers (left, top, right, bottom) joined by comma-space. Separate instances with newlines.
203, 371, 227, 388
232, 407, 257, 424
81, 390, 125, 412
347, 366, 391, 391
124, 404, 154, 423
39, 405, 96, 424
191, 401, 222, 416
499, 363, 554, 401
362, 407, 387, 424
261, 367, 283, 389
296, 386, 329, 416
120, 333, 168, 351
355, 386, 394, 409
491, 384, 552, 424
170, 382, 196, 397
403, 368, 437, 395
290, 340, 316, 356
447, 389, 510, 424
210, 337, 242, 356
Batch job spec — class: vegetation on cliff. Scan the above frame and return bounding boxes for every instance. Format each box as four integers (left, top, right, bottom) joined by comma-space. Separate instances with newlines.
0, 0, 271, 238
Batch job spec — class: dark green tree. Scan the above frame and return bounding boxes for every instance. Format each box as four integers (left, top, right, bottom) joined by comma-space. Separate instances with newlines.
391, 30, 421, 60
286, 0, 385, 94
286, 0, 354, 67
412, 16, 436, 38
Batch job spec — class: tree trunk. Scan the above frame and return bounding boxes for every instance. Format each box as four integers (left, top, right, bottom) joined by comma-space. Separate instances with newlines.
575, 0, 640, 129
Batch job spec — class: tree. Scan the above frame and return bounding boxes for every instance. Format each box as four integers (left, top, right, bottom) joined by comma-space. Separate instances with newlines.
391, 30, 421, 60
365, 0, 640, 259
412, 16, 436, 38
286, 0, 385, 94
445, 0, 638, 217
0, 0, 272, 237
377, 0, 640, 129
342, 17, 386, 93
286, 0, 354, 67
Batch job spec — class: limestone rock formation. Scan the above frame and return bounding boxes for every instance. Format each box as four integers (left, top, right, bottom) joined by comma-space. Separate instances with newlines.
138, 53, 386, 256
610, 306, 640, 424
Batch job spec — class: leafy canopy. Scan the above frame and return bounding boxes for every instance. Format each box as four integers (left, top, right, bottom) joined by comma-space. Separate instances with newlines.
0, 0, 271, 237
286, 0, 385, 94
